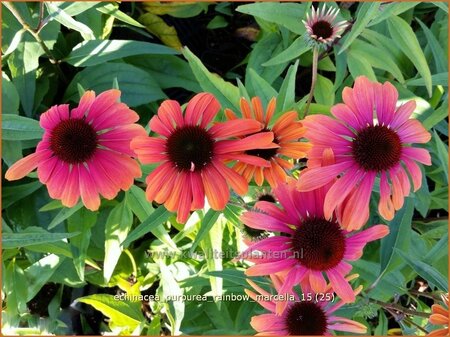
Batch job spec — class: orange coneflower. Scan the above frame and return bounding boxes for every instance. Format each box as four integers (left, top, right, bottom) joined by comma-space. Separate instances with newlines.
225, 97, 311, 188
131, 93, 278, 223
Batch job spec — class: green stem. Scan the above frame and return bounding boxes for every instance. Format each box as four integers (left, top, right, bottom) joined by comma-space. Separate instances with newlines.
124, 249, 138, 277
303, 47, 319, 118
369, 298, 430, 318
3, 2, 67, 83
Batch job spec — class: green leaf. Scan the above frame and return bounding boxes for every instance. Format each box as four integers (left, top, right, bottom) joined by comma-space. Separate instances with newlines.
433, 130, 448, 183
349, 40, 405, 84
104, 198, 133, 282
416, 18, 447, 74
347, 49, 377, 81
78, 294, 144, 328
55, 2, 100, 16
395, 249, 448, 291
2, 227, 79, 249
2, 72, 20, 115
158, 261, 185, 335
183, 47, 240, 110
24, 254, 64, 301
405, 73, 448, 87
2, 181, 42, 209
236, 3, 307, 35
368, 2, 419, 27
45, 2, 95, 40
125, 55, 200, 93
48, 202, 83, 230
207, 15, 229, 29
200, 218, 223, 299
246, 69, 277, 107
96, 3, 145, 27
380, 198, 414, 274
387, 15, 433, 96
262, 35, 309, 67
431, 1, 448, 13
422, 101, 448, 130
338, 2, 381, 54
2, 28, 25, 57
424, 232, 448, 264
190, 209, 220, 254
68, 208, 97, 281
127, 186, 178, 250
64, 62, 166, 107
122, 204, 172, 248
414, 166, 431, 217
276, 60, 299, 114
314, 74, 335, 106
374, 310, 388, 335
2, 114, 43, 140
142, 2, 209, 18
66, 40, 178, 67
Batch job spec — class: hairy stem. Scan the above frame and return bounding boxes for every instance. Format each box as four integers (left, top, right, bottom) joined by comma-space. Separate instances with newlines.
303, 46, 319, 118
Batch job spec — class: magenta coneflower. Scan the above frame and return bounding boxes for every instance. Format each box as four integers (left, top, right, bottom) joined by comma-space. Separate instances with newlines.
303, 4, 349, 48
5, 90, 146, 210
239, 161, 389, 302
246, 274, 367, 335
131, 93, 277, 223
225, 97, 311, 187
297, 76, 432, 230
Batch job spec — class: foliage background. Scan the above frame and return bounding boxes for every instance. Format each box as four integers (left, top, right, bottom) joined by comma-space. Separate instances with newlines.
1, 1, 448, 335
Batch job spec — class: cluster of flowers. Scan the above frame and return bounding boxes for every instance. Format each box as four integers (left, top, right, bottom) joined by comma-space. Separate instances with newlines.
6, 75, 432, 334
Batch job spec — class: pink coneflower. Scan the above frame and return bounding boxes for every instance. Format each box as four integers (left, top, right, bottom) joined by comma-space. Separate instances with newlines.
5, 90, 146, 210
239, 161, 389, 303
131, 93, 277, 224
225, 97, 311, 187
246, 274, 367, 335
303, 4, 349, 48
297, 76, 432, 230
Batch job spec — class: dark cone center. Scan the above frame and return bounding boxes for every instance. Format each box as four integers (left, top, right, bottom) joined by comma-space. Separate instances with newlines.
50, 118, 98, 164
292, 217, 346, 271
166, 125, 215, 172
286, 301, 328, 335
311, 20, 333, 39
352, 125, 402, 172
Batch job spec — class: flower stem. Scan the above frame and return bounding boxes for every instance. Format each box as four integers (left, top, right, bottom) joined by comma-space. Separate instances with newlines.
303, 46, 319, 118
369, 298, 431, 318
3, 2, 67, 83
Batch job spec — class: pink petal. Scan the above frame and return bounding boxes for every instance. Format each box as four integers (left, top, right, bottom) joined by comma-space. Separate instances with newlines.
71, 90, 96, 119
324, 168, 364, 220
378, 172, 395, 220
79, 164, 100, 211
149, 115, 171, 138
215, 132, 276, 154
402, 147, 432, 165
390, 100, 416, 129
213, 161, 248, 195
341, 172, 375, 231
219, 153, 272, 167
60, 164, 80, 208
326, 269, 355, 303
351, 76, 376, 126
309, 270, 327, 293
39, 104, 70, 130
158, 100, 184, 131
345, 225, 389, 260
46, 161, 71, 199
402, 158, 422, 191
37, 156, 58, 184
202, 165, 229, 210
209, 119, 263, 139
297, 161, 355, 192
246, 258, 296, 276
175, 173, 192, 223
145, 162, 176, 201
397, 119, 431, 144
184, 93, 220, 127
241, 211, 291, 233
5, 150, 50, 181
86, 159, 120, 200
91, 103, 139, 131
190, 172, 205, 210
331, 103, 363, 130
375, 81, 398, 126
85, 89, 120, 122
390, 169, 404, 210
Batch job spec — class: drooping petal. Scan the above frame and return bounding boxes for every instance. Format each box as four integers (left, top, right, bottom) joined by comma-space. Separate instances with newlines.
184, 93, 220, 127
326, 269, 355, 303
5, 151, 49, 181
297, 161, 355, 191
202, 165, 229, 210
79, 164, 100, 211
